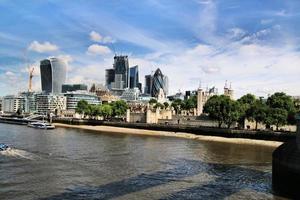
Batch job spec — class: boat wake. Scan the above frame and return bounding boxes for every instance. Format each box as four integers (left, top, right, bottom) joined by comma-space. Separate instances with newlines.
0, 148, 40, 160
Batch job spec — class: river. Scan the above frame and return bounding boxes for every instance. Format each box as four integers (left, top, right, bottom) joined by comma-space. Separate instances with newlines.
0, 123, 285, 199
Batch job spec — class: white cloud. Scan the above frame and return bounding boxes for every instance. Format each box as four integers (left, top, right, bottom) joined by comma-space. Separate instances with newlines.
87, 44, 112, 55
227, 28, 246, 39
5, 71, 15, 76
90, 31, 102, 42
261, 19, 273, 25
28, 41, 59, 53
89, 31, 116, 44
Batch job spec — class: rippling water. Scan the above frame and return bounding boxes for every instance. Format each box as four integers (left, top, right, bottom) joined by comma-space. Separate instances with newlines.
0, 123, 285, 199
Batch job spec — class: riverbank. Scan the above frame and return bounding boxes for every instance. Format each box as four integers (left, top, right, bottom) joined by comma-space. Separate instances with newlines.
54, 123, 283, 148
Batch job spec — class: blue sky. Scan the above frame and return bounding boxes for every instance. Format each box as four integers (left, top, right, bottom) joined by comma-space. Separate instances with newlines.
0, 0, 300, 97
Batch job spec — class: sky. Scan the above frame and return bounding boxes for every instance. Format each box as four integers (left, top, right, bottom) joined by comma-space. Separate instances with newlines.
0, 0, 300, 98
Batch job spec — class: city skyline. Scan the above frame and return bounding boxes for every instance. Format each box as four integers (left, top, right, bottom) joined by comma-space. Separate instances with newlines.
0, 1, 300, 97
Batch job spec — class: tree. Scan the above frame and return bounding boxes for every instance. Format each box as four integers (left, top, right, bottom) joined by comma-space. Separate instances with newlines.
75, 100, 89, 117
111, 100, 128, 117
237, 94, 256, 128
163, 102, 169, 109
171, 99, 183, 114
265, 108, 288, 131
204, 95, 241, 128
247, 99, 267, 130
182, 95, 197, 110
149, 98, 157, 105
100, 104, 113, 120
154, 102, 164, 110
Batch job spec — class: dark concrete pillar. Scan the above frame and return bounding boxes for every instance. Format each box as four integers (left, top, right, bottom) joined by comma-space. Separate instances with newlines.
272, 115, 300, 198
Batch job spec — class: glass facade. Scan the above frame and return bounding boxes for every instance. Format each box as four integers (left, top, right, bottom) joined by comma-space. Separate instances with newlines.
129, 65, 140, 89
62, 84, 88, 93
151, 68, 168, 97
113, 55, 129, 89
40, 58, 67, 94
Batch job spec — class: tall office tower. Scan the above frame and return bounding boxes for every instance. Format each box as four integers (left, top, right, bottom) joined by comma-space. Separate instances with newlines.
144, 75, 153, 95
105, 69, 115, 89
151, 68, 168, 97
113, 55, 129, 89
129, 65, 141, 90
40, 58, 67, 94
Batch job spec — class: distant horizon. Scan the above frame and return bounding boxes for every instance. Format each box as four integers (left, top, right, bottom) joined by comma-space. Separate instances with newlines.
0, 0, 300, 98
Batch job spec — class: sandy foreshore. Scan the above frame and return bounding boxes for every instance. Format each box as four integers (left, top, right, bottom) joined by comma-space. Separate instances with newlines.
54, 123, 283, 148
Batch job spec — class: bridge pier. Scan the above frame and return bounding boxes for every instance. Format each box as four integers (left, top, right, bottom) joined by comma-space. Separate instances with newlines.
272, 115, 300, 198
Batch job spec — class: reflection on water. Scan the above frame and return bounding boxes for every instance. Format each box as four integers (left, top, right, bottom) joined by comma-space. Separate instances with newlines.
0, 124, 284, 200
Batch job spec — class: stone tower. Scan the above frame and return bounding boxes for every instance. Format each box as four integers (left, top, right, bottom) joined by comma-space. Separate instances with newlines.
224, 81, 234, 99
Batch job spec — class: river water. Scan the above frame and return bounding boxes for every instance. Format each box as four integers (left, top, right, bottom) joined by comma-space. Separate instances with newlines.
0, 123, 285, 200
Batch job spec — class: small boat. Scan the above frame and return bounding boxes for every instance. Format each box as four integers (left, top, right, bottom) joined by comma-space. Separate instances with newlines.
0, 143, 10, 151
28, 121, 55, 129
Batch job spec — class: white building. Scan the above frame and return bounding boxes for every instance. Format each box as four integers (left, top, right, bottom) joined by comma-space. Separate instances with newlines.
36, 94, 66, 114
120, 88, 140, 101
2, 95, 25, 113
64, 91, 101, 110
0, 97, 2, 112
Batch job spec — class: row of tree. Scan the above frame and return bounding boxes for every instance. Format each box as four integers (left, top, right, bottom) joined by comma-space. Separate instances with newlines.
75, 100, 128, 119
204, 92, 300, 130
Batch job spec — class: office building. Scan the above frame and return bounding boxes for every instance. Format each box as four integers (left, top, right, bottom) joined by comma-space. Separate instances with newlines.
129, 65, 141, 91
105, 69, 115, 90
40, 57, 67, 94
36, 94, 66, 114
120, 88, 141, 101
62, 84, 88, 93
64, 91, 101, 110
2, 95, 25, 113
144, 75, 153, 95
151, 68, 169, 97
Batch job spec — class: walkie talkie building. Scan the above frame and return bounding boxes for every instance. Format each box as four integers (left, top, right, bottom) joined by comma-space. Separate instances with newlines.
40, 58, 67, 94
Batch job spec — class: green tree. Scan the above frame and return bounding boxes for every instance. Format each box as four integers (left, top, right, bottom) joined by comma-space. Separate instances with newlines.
204, 95, 241, 128
100, 104, 113, 120
237, 94, 256, 128
75, 100, 89, 117
265, 108, 288, 131
149, 98, 157, 105
267, 92, 296, 125
171, 99, 183, 114
163, 102, 169, 109
111, 100, 128, 117
154, 102, 164, 110
247, 99, 267, 130
182, 95, 197, 110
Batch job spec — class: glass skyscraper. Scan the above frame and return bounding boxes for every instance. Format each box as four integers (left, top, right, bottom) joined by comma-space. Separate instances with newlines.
129, 65, 141, 91
40, 58, 67, 94
113, 55, 129, 89
151, 68, 168, 97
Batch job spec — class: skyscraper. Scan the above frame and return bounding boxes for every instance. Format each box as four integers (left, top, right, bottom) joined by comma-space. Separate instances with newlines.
144, 68, 168, 97
144, 75, 153, 95
105, 69, 115, 90
40, 58, 67, 94
151, 68, 168, 97
113, 55, 129, 89
129, 65, 141, 91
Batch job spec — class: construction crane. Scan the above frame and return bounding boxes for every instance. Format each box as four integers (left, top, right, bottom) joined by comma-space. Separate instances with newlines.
28, 67, 34, 92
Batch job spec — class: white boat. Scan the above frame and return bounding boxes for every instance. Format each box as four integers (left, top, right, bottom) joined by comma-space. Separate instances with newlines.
28, 121, 55, 129
0, 143, 10, 151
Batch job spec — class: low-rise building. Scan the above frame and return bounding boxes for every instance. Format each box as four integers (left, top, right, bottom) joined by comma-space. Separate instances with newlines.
120, 88, 140, 101
64, 91, 101, 110
36, 94, 67, 114
2, 95, 25, 113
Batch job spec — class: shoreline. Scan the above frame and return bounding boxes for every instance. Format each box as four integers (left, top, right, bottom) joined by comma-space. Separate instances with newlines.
54, 123, 283, 148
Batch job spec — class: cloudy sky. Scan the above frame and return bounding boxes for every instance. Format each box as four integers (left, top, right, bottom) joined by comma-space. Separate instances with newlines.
0, 0, 300, 98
